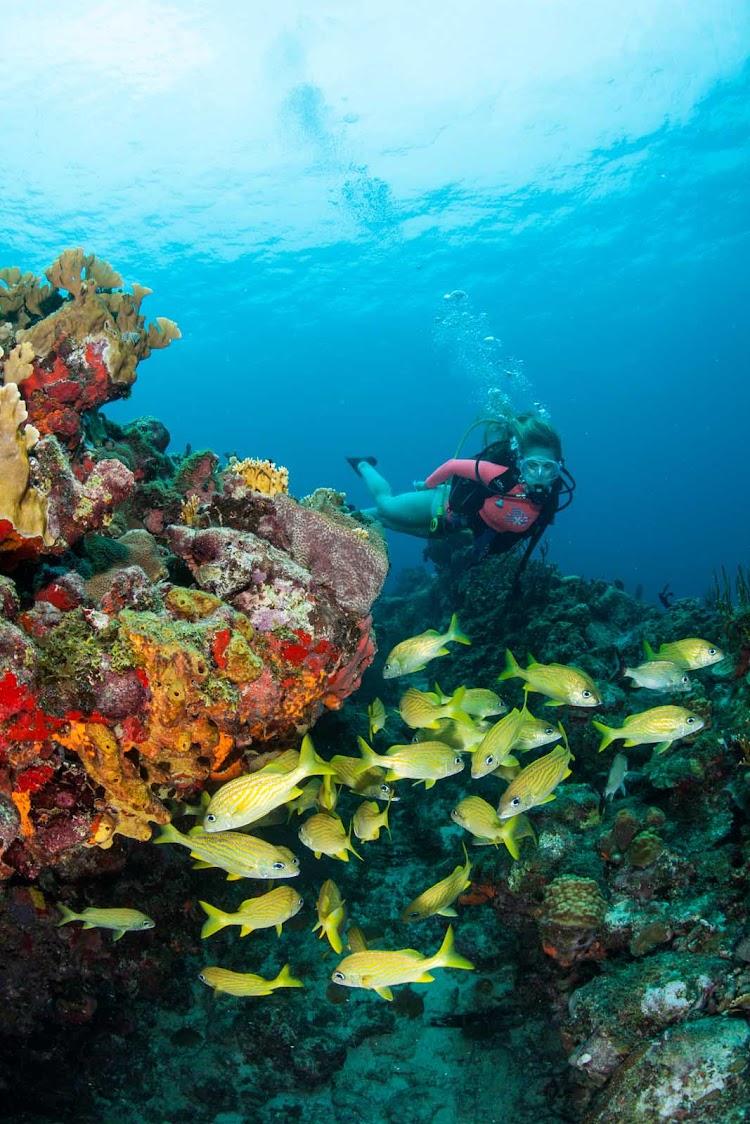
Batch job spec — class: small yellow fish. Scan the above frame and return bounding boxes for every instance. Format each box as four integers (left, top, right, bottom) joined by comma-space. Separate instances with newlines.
203, 734, 335, 832
470, 707, 524, 778
56, 905, 154, 941
513, 709, 563, 751
257, 749, 301, 774
414, 718, 489, 751
368, 697, 387, 740
317, 773, 340, 814
154, 822, 300, 880
451, 797, 536, 859
398, 685, 473, 730
198, 886, 303, 939
401, 845, 472, 922
331, 924, 473, 1001
497, 740, 573, 819
593, 705, 705, 755
198, 964, 303, 997
357, 737, 464, 790
329, 755, 397, 801
352, 798, 392, 842
644, 638, 724, 670
382, 613, 471, 678
623, 660, 691, 691
312, 879, 347, 954
431, 685, 507, 719
346, 925, 369, 952
285, 779, 322, 817
499, 650, 601, 707
298, 812, 362, 862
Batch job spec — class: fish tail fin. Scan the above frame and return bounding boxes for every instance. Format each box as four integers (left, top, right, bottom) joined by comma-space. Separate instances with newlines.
273, 964, 304, 989
592, 720, 616, 754
447, 613, 471, 646
448, 685, 474, 729
152, 821, 184, 846
431, 924, 474, 972
497, 649, 521, 682
356, 736, 386, 772
198, 901, 228, 939
56, 904, 79, 927
643, 640, 657, 660
299, 733, 336, 778
347, 823, 364, 861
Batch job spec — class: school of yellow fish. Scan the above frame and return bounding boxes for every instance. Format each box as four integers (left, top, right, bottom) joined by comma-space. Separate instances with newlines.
56, 619, 724, 1002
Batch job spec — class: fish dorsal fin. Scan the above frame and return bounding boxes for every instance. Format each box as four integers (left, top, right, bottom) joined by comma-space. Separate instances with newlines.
526, 653, 539, 666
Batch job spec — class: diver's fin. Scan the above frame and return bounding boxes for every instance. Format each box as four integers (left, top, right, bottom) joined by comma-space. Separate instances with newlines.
345, 456, 377, 477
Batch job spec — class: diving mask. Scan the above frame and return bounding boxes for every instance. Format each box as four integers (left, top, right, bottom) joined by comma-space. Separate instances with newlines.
519, 456, 562, 486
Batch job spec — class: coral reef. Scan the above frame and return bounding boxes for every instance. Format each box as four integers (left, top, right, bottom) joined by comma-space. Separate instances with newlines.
0, 252, 388, 883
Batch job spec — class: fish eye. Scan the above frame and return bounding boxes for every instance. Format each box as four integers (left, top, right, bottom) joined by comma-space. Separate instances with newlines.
545, 728, 555, 735
292, 856, 300, 865
141, 919, 152, 927
582, 690, 592, 698
484, 755, 495, 766
380, 784, 390, 794
408, 910, 421, 919
681, 676, 689, 684
198, 972, 207, 983
298, 897, 304, 906
510, 797, 521, 808
272, 861, 286, 870
205, 813, 216, 823
708, 648, 717, 655
333, 971, 346, 982
686, 716, 696, 725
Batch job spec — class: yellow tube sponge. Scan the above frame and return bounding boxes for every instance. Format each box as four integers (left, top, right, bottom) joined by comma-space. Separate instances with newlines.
0, 382, 52, 544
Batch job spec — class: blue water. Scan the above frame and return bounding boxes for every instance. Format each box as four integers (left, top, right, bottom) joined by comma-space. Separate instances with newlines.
1, 2, 749, 600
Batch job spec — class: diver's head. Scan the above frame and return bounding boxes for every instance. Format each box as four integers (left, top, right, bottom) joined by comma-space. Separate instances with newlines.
518, 446, 562, 489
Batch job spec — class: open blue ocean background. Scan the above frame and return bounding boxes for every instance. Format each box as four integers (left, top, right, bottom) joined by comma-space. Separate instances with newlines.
1, 1, 749, 600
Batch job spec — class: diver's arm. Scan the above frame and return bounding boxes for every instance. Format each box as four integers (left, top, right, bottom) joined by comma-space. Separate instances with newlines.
425, 458, 509, 489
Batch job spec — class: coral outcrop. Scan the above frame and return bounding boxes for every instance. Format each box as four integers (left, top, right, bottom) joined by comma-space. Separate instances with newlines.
0, 252, 388, 880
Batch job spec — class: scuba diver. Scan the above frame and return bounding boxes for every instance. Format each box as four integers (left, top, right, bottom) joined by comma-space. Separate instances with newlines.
346, 412, 575, 571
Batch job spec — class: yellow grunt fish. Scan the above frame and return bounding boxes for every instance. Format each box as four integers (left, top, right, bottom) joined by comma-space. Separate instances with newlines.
644, 638, 724, 670
623, 660, 691, 692
401, 845, 472, 922
317, 773, 340, 814
257, 749, 300, 774
331, 924, 473, 1001
329, 756, 397, 802
352, 798, 392, 842
499, 650, 602, 707
497, 740, 573, 819
429, 684, 507, 719
593, 705, 705, 755
398, 685, 473, 730
513, 709, 563, 752
451, 797, 537, 859
298, 812, 362, 862
357, 737, 464, 790
312, 879, 347, 954
199, 964, 303, 997
56, 905, 154, 940
382, 613, 471, 678
413, 718, 489, 751
198, 886, 303, 939
203, 734, 335, 832
368, 698, 387, 740
286, 779, 322, 817
470, 707, 525, 778
154, 822, 300, 880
